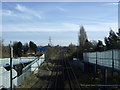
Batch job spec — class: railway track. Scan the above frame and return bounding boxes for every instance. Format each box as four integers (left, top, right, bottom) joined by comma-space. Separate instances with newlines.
46, 58, 82, 89
63, 58, 81, 89
46, 60, 64, 90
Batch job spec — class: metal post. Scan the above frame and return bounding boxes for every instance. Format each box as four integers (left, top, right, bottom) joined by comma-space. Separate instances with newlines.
9, 41, 12, 90
112, 49, 114, 77
94, 52, 97, 80
95, 52, 97, 74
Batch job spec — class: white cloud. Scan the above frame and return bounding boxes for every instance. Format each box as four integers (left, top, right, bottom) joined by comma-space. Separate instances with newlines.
2, 22, 118, 33
16, 4, 28, 12
2, 25, 63, 32
63, 23, 79, 31
2, 10, 17, 16
2, 23, 80, 32
15, 4, 42, 19
2, 9, 32, 19
62, 22, 117, 32
84, 22, 118, 32
2, 4, 42, 19
57, 7, 66, 12
106, 3, 119, 6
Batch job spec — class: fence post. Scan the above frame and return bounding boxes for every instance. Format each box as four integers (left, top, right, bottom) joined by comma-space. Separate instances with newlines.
112, 49, 114, 77
94, 52, 97, 81
95, 52, 97, 74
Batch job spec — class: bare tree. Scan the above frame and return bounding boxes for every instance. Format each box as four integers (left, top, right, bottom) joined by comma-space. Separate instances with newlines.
78, 26, 88, 47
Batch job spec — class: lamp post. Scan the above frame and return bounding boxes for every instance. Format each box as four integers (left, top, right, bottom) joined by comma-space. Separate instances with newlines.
9, 41, 13, 90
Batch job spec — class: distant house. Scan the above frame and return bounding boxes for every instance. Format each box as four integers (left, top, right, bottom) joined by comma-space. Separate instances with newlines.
26, 49, 35, 56
36, 48, 46, 56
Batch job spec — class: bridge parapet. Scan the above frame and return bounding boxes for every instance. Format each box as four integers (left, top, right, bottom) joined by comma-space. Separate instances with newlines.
0, 54, 45, 89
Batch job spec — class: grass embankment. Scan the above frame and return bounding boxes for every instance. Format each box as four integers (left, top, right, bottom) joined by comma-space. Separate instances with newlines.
17, 60, 54, 88
17, 74, 39, 88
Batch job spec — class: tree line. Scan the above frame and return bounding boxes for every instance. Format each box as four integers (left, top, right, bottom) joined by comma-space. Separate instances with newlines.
1, 26, 120, 60
2, 41, 37, 58
77, 26, 120, 59
79, 26, 120, 51
43, 27, 120, 60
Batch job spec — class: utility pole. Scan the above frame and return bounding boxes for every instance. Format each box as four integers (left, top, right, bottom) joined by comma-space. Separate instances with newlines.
9, 41, 13, 90
48, 36, 52, 46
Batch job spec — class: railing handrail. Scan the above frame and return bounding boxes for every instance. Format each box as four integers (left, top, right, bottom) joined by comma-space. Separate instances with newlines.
22, 57, 40, 72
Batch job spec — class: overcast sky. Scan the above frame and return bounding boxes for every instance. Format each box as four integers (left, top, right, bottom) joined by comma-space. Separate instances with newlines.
2, 2, 118, 46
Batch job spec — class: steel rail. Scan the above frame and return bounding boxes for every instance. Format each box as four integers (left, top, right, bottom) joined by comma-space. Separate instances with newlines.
64, 58, 74, 90
68, 60, 82, 89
